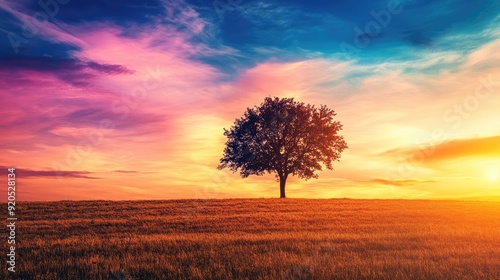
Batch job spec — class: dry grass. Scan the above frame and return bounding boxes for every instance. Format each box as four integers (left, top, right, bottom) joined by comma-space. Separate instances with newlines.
1, 199, 500, 279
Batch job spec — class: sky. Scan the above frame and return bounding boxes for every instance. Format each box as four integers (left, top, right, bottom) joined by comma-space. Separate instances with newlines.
0, 0, 499, 201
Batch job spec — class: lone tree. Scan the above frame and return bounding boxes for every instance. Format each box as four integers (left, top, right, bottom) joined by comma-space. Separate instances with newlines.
218, 97, 347, 198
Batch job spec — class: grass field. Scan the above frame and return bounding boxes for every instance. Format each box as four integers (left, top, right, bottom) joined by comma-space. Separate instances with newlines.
2, 199, 500, 279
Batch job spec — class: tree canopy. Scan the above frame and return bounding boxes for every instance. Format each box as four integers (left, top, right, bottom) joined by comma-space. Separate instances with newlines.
218, 97, 348, 198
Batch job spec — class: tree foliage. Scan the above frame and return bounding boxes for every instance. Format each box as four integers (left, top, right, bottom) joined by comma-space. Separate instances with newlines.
218, 97, 348, 198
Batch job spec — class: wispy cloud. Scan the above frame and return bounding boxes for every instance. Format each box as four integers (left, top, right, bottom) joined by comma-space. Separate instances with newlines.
0, 166, 99, 179
371, 178, 437, 187
382, 135, 500, 165
113, 170, 138, 174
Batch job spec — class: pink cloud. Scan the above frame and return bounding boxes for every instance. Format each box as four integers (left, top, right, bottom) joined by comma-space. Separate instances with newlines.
0, 0, 88, 48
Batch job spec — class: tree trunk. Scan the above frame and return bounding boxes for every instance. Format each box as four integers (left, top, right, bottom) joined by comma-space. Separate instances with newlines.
279, 175, 287, 198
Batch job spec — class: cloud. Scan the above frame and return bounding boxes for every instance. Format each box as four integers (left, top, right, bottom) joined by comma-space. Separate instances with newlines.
0, 0, 228, 156
371, 178, 437, 186
214, 0, 499, 59
0, 0, 88, 47
0, 56, 131, 74
0, 166, 99, 179
0, 56, 133, 85
382, 135, 500, 166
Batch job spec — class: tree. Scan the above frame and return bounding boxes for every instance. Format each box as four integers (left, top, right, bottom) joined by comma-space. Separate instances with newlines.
218, 97, 348, 198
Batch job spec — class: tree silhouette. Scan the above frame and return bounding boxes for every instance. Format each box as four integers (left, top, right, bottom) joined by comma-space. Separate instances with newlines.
218, 97, 348, 198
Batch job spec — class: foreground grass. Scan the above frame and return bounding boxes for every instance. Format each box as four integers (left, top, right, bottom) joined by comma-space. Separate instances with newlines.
1, 199, 500, 279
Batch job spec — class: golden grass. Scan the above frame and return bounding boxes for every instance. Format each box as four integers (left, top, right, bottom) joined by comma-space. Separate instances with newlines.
2, 199, 500, 279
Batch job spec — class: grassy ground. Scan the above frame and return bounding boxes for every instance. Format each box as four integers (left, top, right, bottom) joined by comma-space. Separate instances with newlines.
1, 199, 500, 279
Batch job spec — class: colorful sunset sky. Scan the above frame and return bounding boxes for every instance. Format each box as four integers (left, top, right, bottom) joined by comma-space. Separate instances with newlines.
0, 0, 499, 201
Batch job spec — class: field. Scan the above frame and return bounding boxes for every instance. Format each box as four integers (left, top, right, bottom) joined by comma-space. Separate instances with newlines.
2, 199, 500, 279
